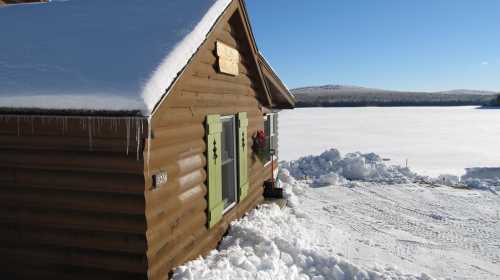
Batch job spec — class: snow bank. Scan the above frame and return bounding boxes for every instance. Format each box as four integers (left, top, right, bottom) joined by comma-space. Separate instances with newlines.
173, 202, 433, 280
435, 174, 460, 186
461, 168, 500, 192
280, 148, 500, 192
280, 149, 418, 186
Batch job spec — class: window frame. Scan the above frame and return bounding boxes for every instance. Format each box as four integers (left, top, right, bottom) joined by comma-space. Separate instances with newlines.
263, 112, 278, 167
220, 115, 238, 215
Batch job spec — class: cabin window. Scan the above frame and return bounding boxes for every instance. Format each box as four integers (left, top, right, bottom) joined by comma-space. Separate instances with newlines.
205, 113, 249, 228
220, 115, 238, 213
264, 113, 278, 165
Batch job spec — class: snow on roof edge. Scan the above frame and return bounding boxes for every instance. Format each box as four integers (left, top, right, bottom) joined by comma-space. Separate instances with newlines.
258, 52, 291, 92
258, 52, 296, 107
141, 0, 232, 115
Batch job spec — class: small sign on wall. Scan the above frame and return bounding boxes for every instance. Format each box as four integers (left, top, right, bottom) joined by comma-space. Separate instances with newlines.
216, 41, 239, 76
152, 170, 168, 190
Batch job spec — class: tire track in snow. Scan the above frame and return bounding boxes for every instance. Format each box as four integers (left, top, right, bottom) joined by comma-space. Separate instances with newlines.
298, 182, 500, 279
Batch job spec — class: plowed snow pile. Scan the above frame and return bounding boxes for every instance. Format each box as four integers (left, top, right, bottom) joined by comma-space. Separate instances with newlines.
281, 149, 418, 186
281, 149, 500, 192
173, 150, 500, 280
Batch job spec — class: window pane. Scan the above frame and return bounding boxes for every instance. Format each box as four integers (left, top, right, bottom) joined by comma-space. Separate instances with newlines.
272, 114, 278, 156
264, 115, 271, 163
272, 113, 278, 135
221, 118, 235, 164
221, 117, 237, 210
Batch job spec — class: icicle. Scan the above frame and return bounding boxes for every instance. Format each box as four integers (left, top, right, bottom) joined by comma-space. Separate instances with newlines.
136, 118, 141, 160
64, 117, 68, 136
97, 117, 101, 134
146, 116, 152, 178
31, 116, 35, 135
17, 116, 20, 136
60, 117, 64, 136
88, 117, 93, 151
126, 118, 131, 156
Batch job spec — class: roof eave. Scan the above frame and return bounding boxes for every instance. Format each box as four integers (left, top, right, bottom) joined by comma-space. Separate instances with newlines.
258, 54, 296, 109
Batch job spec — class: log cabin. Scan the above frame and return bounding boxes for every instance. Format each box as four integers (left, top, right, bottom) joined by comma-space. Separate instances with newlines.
0, 0, 295, 279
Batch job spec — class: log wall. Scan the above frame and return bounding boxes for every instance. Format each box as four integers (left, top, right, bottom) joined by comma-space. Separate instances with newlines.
0, 115, 149, 279
145, 4, 273, 279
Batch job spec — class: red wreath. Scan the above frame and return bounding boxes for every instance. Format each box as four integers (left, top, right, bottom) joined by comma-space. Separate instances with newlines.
255, 129, 266, 149
252, 128, 269, 161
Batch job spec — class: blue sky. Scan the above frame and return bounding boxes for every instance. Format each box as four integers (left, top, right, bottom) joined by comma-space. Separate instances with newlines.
246, 0, 500, 92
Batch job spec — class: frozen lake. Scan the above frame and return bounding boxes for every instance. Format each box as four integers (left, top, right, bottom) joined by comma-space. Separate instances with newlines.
279, 106, 500, 177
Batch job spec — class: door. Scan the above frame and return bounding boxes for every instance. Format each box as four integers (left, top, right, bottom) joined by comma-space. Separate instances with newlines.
220, 115, 238, 212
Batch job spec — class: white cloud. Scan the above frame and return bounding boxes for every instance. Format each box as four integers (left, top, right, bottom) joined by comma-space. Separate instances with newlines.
481, 61, 489, 65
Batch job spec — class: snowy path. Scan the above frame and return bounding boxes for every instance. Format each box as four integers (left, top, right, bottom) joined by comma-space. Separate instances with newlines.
293, 182, 500, 279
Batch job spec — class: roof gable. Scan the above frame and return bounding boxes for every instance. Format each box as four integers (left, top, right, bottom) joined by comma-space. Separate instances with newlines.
258, 53, 295, 109
0, 0, 231, 115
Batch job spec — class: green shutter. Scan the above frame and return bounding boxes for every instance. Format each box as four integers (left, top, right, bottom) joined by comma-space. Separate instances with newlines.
237, 112, 249, 201
206, 114, 224, 228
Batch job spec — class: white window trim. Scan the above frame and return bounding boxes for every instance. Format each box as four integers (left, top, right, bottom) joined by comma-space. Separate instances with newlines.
223, 202, 237, 215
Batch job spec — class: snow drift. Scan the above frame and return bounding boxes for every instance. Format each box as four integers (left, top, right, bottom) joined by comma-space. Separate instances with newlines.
280, 149, 418, 186
461, 168, 500, 192
172, 203, 433, 280
280, 148, 500, 192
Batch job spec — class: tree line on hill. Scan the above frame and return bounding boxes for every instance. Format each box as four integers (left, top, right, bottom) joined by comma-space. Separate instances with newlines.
291, 85, 499, 107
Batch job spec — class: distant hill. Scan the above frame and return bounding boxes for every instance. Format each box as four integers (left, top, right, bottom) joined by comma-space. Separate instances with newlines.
291, 85, 498, 107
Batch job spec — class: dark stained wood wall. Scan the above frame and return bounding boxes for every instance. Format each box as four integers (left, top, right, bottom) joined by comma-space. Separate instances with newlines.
144, 3, 274, 279
0, 115, 149, 279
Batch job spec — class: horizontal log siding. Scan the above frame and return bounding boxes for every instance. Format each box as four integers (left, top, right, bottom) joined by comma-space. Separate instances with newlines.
145, 6, 270, 279
0, 115, 149, 279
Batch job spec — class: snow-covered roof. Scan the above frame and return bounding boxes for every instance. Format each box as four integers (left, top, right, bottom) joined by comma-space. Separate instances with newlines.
0, 0, 231, 115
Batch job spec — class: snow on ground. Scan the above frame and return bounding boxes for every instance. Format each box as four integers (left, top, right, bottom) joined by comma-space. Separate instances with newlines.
284, 180, 500, 280
462, 168, 500, 192
173, 178, 500, 279
280, 149, 418, 186
173, 194, 433, 280
281, 149, 500, 192
173, 149, 500, 280
279, 107, 500, 177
